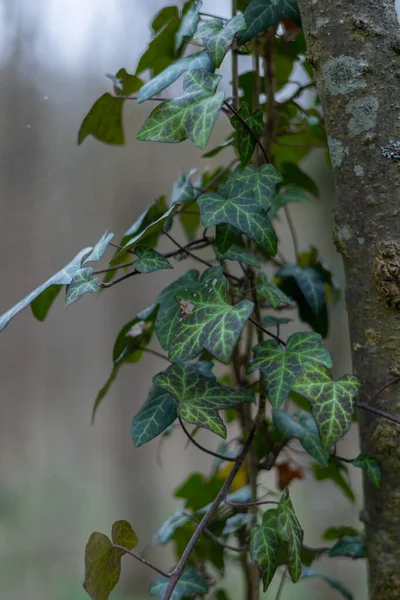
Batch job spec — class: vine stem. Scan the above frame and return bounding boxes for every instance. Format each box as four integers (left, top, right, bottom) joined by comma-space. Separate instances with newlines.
225, 499, 278, 508
179, 418, 237, 462
275, 567, 287, 600
248, 317, 286, 346
162, 425, 256, 600
223, 101, 270, 164
183, 512, 248, 553
112, 545, 170, 579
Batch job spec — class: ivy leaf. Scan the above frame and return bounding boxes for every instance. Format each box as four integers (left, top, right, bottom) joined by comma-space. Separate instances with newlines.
262, 315, 291, 329
215, 223, 240, 253
329, 535, 366, 559
198, 177, 277, 255
269, 186, 309, 219
92, 308, 157, 422
202, 136, 235, 158
276, 264, 325, 315
170, 169, 197, 206
78, 94, 124, 146
83, 520, 138, 600
136, 10, 181, 77
228, 164, 283, 210
175, 472, 221, 511
213, 244, 261, 268
0, 247, 91, 334
155, 269, 200, 351
133, 247, 173, 274
65, 267, 99, 308
301, 566, 353, 600
223, 513, 253, 536
238, 0, 301, 45
197, 15, 247, 68
167, 268, 254, 364
175, 0, 202, 50
151, 505, 190, 545
291, 363, 360, 448
276, 488, 303, 583
137, 69, 224, 150
137, 51, 214, 103
231, 103, 264, 166
154, 362, 253, 438
83, 231, 114, 265
353, 454, 382, 488
248, 332, 332, 408
250, 509, 280, 591
109, 68, 143, 96
273, 410, 330, 466
117, 204, 177, 258
322, 526, 360, 541
31, 285, 62, 321
312, 459, 355, 503
149, 566, 208, 600
256, 272, 293, 308
131, 386, 177, 447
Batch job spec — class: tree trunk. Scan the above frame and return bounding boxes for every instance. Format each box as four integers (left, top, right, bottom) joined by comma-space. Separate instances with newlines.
297, 2, 400, 598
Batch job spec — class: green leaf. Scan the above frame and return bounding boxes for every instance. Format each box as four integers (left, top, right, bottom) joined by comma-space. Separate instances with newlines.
170, 169, 197, 206
136, 12, 181, 77
215, 223, 239, 253
256, 272, 293, 308
202, 136, 235, 158
137, 51, 214, 103
213, 243, 261, 268
137, 69, 224, 150
250, 509, 280, 591
131, 386, 177, 447
83, 231, 114, 264
92, 309, 156, 422
276, 488, 303, 583
65, 267, 99, 308
0, 247, 91, 333
133, 247, 173, 274
152, 6, 179, 34
30, 285, 62, 321
238, 0, 300, 45
117, 204, 177, 258
280, 162, 319, 198
175, 0, 202, 50
229, 164, 283, 210
231, 103, 264, 166
269, 187, 309, 219
248, 332, 332, 408
322, 526, 360, 541
329, 535, 366, 559
301, 566, 353, 600
154, 362, 253, 438
149, 566, 208, 600
276, 264, 325, 315
353, 454, 382, 488
223, 513, 253, 536
83, 520, 138, 600
273, 410, 330, 466
312, 459, 355, 503
262, 315, 291, 329
175, 472, 221, 511
78, 94, 125, 146
198, 174, 277, 255
291, 363, 359, 448
151, 505, 189, 545
197, 15, 246, 68
108, 68, 143, 96
166, 268, 254, 364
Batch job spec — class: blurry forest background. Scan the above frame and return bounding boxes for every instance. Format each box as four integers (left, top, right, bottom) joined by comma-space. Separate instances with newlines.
1, 1, 399, 599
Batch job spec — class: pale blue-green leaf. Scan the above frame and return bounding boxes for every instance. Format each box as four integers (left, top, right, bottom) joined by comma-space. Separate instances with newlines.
223, 513, 253, 536
301, 566, 353, 600
65, 267, 99, 308
197, 15, 247, 68
213, 244, 261, 267
170, 168, 197, 206
175, 1, 202, 50
131, 386, 177, 447
238, 0, 301, 45
149, 566, 209, 600
83, 231, 114, 264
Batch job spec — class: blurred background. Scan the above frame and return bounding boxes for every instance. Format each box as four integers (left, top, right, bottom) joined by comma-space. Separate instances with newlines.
1, 1, 398, 598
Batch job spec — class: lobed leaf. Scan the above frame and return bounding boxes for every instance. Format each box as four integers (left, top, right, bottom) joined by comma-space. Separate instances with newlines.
137, 69, 224, 150
291, 363, 360, 448
273, 410, 330, 466
154, 362, 253, 438
231, 103, 264, 166
83, 231, 114, 265
197, 15, 247, 68
133, 247, 173, 274
149, 566, 208, 600
256, 272, 293, 308
117, 204, 177, 258
65, 267, 99, 308
238, 0, 300, 45
248, 332, 332, 408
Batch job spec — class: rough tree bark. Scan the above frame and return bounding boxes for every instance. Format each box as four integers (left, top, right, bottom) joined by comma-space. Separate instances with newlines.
297, 2, 400, 598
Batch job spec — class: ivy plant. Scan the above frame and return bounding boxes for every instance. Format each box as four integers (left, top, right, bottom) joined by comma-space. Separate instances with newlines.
2, 1, 399, 599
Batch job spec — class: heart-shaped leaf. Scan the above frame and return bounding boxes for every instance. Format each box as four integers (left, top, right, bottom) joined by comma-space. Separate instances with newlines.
197, 15, 247, 68
248, 332, 332, 408
291, 363, 360, 448
154, 362, 253, 438
137, 69, 224, 150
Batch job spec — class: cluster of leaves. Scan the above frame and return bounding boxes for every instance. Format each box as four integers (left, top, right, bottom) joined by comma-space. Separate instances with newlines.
0, 1, 383, 600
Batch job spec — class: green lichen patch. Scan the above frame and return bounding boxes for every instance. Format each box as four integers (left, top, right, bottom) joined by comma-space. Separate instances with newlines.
346, 95, 378, 135
323, 56, 367, 96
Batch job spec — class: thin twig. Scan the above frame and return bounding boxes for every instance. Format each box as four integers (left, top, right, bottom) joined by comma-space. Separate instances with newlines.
356, 400, 400, 427
112, 545, 170, 578
223, 101, 270, 164
248, 317, 286, 346
179, 418, 237, 462
139, 347, 170, 362
199, 11, 228, 20
183, 512, 248, 553
163, 425, 257, 600
225, 499, 278, 508
275, 567, 287, 600
114, 95, 167, 101
283, 204, 300, 261
372, 375, 400, 400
